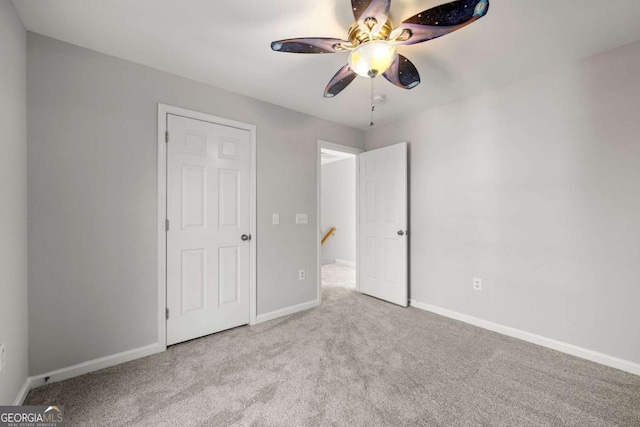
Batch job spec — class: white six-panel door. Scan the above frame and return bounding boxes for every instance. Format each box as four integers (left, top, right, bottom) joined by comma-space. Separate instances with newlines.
167, 114, 251, 345
359, 142, 408, 307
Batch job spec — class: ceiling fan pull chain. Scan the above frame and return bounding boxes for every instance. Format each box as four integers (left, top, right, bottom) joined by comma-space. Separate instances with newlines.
370, 77, 375, 127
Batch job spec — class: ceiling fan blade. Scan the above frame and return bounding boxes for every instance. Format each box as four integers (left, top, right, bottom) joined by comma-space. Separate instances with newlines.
390, 0, 489, 46
382, 54, 420, 90
271, 38, 350, 54
351, 0, 391, 33
324, 64, 358, 98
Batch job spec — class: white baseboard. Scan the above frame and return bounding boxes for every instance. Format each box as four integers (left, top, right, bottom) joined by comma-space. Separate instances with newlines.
256, 299, 320, 324
12, 379, 31, 406
13, 342, 164, 405
334, 259, 356, 268
410, 300, 640, 376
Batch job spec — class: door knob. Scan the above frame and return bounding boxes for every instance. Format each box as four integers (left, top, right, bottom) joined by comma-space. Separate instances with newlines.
397, 230, 405, 236
241, 234, 251, 241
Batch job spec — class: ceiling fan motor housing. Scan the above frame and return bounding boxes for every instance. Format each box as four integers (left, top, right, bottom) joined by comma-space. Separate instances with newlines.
348, 19, 394, 46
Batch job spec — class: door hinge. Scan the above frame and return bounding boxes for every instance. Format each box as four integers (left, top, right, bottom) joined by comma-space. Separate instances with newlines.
166, 308, 169, 320
165, 219, 170, 231
165, 131, 169, 143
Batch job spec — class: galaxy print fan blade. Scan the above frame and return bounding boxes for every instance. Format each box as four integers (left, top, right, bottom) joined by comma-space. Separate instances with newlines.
270, 38, 351, 54
324, 64, 358, 98
351, 0, 391, 34
382, 54, 420, 90
390, 0, 489, 46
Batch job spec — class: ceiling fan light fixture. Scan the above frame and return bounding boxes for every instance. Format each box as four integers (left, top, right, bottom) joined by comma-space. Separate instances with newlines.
348, 40, 396, 78
271, 0, 490, 100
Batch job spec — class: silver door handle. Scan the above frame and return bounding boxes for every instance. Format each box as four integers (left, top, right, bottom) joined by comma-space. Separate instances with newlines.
241, 234, 251, 241
397, 230, 405, 236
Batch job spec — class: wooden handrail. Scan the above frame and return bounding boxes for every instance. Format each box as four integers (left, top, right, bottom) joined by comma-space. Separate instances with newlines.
321, 227, 337, 245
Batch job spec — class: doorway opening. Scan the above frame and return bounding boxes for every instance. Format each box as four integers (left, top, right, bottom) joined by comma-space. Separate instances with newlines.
317, 140, 408, 307
317, 141, 363, 299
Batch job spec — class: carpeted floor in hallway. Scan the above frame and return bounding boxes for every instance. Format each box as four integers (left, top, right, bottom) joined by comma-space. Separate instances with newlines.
24, 282, 640, 426
321, 262, 355, 289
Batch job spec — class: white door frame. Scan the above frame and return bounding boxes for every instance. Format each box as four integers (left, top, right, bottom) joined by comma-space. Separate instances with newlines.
158, 103, 257, 350
317, 140, 364, 303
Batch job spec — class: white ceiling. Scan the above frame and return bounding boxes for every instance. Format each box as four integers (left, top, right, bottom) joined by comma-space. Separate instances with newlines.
13, 0, 640, 130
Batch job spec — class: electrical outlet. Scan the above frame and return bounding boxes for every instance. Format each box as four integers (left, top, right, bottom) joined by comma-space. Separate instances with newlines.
473, 278, 482, 291
0, 342, 6, 371
299, 269, 306, 281
272, 213, 280, 225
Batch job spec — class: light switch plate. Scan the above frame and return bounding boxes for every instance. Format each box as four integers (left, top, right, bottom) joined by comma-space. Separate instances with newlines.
272, 213, 280, 225
296, 213, 308, 225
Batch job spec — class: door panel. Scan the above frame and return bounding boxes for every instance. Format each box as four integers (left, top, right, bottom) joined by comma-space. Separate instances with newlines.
219, 169, 239, 227
167, 114, 251, 345
359, 142, 408, 307
182, 249, 206, 313
182, 165, 206, 228
219, 246, 239, 305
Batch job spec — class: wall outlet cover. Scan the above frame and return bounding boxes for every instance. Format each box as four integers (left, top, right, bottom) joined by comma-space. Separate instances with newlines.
272, 213, 280, 225
299, 269, 306, 280
473, 278, 482, 291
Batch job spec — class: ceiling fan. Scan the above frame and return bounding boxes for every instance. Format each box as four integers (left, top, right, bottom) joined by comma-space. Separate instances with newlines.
271, 0, 490, 98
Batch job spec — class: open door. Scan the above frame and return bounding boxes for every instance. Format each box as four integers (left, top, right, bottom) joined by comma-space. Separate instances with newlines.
358, 142, 408, 307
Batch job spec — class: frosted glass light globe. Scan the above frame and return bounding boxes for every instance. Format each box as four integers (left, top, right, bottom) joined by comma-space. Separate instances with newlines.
348, 40, 396, 78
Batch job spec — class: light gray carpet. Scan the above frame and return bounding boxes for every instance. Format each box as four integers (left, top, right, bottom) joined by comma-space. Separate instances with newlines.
321, 262, 356, 289
25, 285, 640, 426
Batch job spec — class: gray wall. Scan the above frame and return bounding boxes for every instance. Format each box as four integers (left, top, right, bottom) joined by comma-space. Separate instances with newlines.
27, 33, 364, 375
321, 158, 356, 265
0, 0, 28, 404
366, 41, 640, 365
